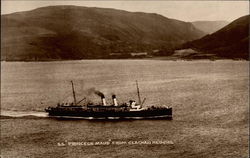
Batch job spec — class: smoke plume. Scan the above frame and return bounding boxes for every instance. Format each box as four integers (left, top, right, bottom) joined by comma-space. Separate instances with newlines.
86, 87, 105, 98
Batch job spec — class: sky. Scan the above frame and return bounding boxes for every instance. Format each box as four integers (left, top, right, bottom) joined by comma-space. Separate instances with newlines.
1, 1, 249, 22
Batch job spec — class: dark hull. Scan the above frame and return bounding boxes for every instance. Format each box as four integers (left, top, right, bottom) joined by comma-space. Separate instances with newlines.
46, 108, 172, 120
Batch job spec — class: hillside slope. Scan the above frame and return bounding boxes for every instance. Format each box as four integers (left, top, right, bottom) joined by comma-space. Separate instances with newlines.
181, 15, 249, 59
1, 5, 205, 61
192, 21, 229, 34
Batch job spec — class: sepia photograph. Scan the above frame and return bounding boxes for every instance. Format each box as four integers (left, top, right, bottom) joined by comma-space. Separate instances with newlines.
1, 0, 249, 157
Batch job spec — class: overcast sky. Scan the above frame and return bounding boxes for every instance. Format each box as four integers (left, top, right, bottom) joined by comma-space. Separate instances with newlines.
1, 1, 249, 22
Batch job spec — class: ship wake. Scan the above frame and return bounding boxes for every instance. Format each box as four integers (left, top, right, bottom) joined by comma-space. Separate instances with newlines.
1, 110, 49, 119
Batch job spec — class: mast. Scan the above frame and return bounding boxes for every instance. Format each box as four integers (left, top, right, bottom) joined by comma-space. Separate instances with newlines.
71, 81, 77, 105
136, 80, 142, 105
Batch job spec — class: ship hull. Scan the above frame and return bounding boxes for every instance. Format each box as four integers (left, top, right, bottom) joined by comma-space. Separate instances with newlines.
46, 108, 172, 120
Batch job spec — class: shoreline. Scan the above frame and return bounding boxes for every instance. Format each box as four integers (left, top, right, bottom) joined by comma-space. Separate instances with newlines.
1, 57, 248, 62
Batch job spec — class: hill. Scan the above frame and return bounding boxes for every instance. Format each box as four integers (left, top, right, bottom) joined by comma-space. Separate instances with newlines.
192, 21, 229, 34
179, 15, 249, 60
1, 5, 205, 61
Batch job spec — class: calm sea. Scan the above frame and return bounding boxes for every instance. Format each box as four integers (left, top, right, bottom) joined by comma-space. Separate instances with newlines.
1, 60, 249, 158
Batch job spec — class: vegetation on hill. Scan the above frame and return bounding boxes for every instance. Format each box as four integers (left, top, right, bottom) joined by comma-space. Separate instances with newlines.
1, 5, 205, 61
179, 15, 249, 60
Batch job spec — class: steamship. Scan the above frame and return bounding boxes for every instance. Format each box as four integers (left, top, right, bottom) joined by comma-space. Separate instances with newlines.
45, 81, 172, 120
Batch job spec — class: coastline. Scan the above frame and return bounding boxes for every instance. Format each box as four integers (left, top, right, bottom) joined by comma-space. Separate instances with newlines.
1, 56, 248, 62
